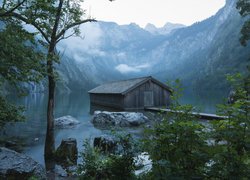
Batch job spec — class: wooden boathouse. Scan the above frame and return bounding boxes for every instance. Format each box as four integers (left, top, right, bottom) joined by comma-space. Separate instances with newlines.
88, 76, 172, 110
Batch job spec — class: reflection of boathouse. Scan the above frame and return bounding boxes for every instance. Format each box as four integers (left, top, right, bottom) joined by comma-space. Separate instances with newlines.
88, 76, 172, 111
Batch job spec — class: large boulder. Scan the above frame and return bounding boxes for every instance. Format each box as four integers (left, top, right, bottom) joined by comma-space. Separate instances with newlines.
92, 111, 149, 127
0, 147, 46, 179
55, 138, 78, 165
55, 115, 80, 128
93, 135, 118, 153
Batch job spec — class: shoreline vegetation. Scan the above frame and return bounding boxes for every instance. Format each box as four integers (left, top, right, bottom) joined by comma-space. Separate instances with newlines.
78, 74, 250, 179
1, 73, 249, 179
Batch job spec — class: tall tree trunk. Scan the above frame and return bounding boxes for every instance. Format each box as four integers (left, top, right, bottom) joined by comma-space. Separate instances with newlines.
44, 48, 56, 159
44, 0, 63, 161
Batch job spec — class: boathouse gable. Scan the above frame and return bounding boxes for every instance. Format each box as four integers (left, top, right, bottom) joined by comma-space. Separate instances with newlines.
88, 76, 172, 110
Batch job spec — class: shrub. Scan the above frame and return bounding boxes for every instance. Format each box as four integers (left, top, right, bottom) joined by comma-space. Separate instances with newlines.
78, 134, 137, 180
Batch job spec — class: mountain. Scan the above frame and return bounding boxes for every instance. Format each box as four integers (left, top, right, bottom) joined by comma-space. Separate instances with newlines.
145, 22, 186, 35
151, 0, 250, 92
25, 0, 249, 94
55, 22, 165, 91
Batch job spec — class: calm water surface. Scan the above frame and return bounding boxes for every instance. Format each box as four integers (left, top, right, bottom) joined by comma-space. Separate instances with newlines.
2, 90, 225, 166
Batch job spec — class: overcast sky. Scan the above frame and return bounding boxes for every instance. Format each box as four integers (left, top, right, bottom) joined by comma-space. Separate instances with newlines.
83, 0, 226, 28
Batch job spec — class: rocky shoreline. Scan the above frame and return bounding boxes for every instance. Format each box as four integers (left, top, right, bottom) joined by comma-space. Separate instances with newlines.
0, 147, 46, 179
0, 111, 159, 179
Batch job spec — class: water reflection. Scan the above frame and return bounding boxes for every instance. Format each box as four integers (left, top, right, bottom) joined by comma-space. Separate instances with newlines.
3, 92, 103, 165
1, 90, 225, 167
179, 90, 226, 113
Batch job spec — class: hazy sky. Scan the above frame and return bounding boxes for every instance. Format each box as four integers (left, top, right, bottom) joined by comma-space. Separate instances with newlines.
83, 0, 226, 28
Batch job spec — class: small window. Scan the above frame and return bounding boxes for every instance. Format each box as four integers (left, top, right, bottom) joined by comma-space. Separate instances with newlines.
144, 91, 154, 107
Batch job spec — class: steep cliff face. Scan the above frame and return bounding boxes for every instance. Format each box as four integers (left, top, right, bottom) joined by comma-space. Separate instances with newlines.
154, 0, 249, 91
148, 0, 249, 90
30, 0, 249, 93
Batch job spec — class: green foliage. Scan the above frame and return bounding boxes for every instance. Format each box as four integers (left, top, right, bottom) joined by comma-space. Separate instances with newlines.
144, 75, 250, 179
143, 80, 209, 179
0, 9, 45, 127
1, 0, 93, 50
1, 1, 96, 142
77, 75, 250, 179
206, 73, 250, 179
78, 134, 137, 180
0, 22, 45, 88
144, 118, 209, 179
168, 78, 183, 106
0, 96, 24, 128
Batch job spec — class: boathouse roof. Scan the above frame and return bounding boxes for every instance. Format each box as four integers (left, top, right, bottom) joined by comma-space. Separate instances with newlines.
88, 76, 172, 95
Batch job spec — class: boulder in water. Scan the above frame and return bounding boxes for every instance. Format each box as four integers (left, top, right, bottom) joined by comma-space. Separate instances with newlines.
0, 147, 46, 179
55, 138, 78, 165
93, 135, 118, 152
55, 115, 80, 128
92, 111, 148, 127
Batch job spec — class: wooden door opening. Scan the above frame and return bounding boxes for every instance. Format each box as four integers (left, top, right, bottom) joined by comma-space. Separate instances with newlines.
144, 91, 153, 107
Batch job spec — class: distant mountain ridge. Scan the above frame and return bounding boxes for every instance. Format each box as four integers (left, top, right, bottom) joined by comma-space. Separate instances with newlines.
144, 22, 186, 35
25, 0, 249, 94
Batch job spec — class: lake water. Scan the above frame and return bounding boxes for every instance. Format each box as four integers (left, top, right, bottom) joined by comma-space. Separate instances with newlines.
1, 90, 226, 167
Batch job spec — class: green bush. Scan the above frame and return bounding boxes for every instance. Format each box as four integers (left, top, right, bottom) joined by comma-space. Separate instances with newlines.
0, 95, 24, 128
206, 73, 250, 179
143, 74, 250, 179
78, 134, 137, 180
143, 104, 210, 179
78, 74, 250, 179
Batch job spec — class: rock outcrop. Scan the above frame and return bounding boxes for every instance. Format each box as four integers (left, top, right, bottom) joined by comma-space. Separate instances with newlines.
92, 111, 148, 127
55, 138, 78, 165
0, 147, 46, 179
93, 135, 118, 152
55, 115, 80, 128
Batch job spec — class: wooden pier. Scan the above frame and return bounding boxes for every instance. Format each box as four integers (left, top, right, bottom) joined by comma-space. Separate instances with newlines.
145, 107, 228, 120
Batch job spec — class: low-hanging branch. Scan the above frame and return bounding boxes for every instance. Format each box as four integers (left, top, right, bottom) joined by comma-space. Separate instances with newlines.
5, 11, 96, 46
6, 12, 51, 44
0, 0, 26, 17
56, 19, 97, 41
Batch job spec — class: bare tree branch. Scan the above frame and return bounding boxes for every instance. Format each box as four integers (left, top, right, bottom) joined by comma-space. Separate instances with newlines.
56, 31, 76, 43
9, 12, 51, 44
50, 0, 63, 47
56, 18, 96, 40
0, 0, 26, 17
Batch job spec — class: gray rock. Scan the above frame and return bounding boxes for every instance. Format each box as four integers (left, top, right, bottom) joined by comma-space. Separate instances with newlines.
54, 165, 67, 177
4, 140, 24, 152
228, 89, 236, 104
134, 152, 152, 176
93, 135, 118, 152
55, 138, 78, 165
0, 147, 46, 179
92, 111, 148, 127
93, 112, 115, 126
55, 115, 80, 128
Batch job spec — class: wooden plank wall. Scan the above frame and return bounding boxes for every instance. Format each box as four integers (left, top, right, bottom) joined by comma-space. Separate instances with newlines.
90, 94, 124, 109
124, 80, 171, 109
90, 80, 171, 110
